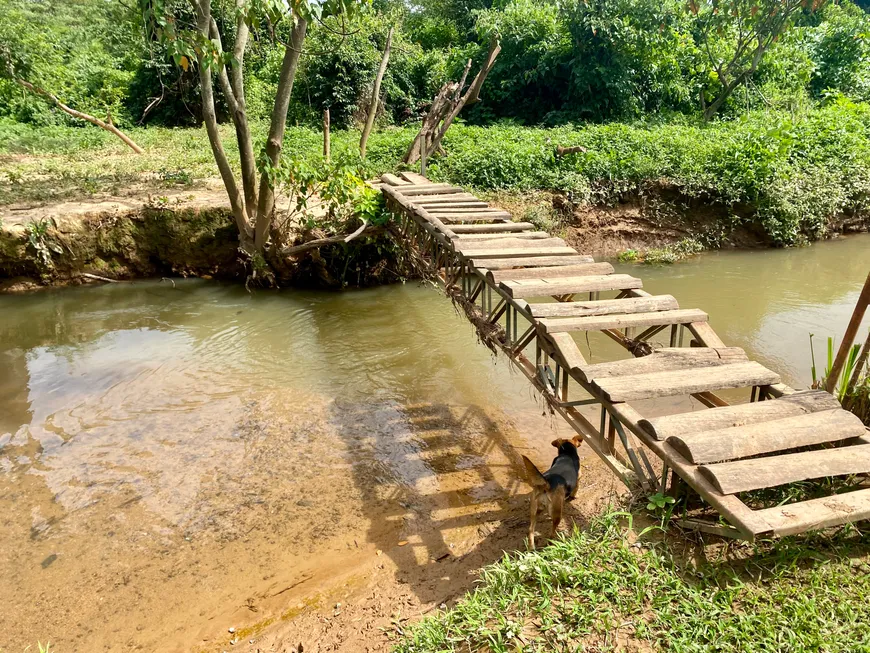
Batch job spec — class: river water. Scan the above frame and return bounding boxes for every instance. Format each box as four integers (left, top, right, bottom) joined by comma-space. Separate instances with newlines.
1, 233, 868, 651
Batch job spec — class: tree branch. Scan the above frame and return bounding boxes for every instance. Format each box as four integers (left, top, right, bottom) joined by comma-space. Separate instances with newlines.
280, 223, 382, 257
360, 27, 393, 159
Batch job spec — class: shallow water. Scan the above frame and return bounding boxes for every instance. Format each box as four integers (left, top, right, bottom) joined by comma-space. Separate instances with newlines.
1, 233, 868, 651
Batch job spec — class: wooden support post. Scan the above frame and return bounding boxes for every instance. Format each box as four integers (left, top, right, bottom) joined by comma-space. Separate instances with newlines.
827, 271, 870, 394
323, 108, 330, 161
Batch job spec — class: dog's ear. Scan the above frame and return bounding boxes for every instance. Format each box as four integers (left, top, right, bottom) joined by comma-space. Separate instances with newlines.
572, 435, 584, 448
551, 438, 564, 448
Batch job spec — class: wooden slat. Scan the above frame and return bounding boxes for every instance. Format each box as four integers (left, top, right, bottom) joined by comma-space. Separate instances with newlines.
455, 237, 566, 251
428, 207, 504, 214
456, 232, 551, 241
450, 222, 535, 234
500, 274, 641, 299
592, 361, 780, 403
639, 390, 841, 440
529, 294, 679, 318
550, 333, 588, 371
413, 194, 480, 203
398, 185, 465, 196
489, 262, 615, 283
436, 212, 514, 223
398, 171, 430, 184
380, 173, 411, 186
420, 202, 490, 209
461, 246, 579, 259
755, 487, 870, 536
687, 322, 726, 348
471, 255, 593, 270
669, 409, 867, 464
539, 308, 706, 334
579, 347, 747, 383
699, 444, 870, 495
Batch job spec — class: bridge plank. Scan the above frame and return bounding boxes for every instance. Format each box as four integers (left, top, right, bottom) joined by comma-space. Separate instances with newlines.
381, 173, 411, 186
501, 274, 641, 298
436, 212, 514, 222
639, 390, 841, 440
398, 185, 466, 196
450, 222, 535, 234
592, 361, 780, 402
754, 486, 870, 536
428, 207, 504, 213
669, 409, 867, 465
457, 232, 551, 240
489, 262, 614, 283
456, 237, 566, 251
473, 255, 594, 270
579, 347, 747, 383
550, 332, 588, 370
420, 202, 490, 209
398, 171, 430, 184
461, 246, 580, 259
412, 194, 480, 203
539, 308, 707, 334
699, 444, 870, 495
528, 294, 678, 318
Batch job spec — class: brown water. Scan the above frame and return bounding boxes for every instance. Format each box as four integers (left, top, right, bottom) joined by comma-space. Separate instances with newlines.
1, 233, 869, 652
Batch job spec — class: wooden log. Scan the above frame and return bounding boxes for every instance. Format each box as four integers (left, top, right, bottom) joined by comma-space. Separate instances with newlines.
398, 171, 430, 184
380, 173, 410, 186
579, 347, 747, 383
474, 255, 594, 270
529, 294, 678, 318
699, 444, 870, 495
461, 246, 580, 259
639, 389, 841, 440
397, 185, 465, 196
591, 361, 780, 403
420, 202, 490, 209
687, 322, 726, 348
428, 207, 503, 214
669, 408, 867, 465
501, 274, 641, 299
436, 212, 514, 222
450, 222, 535, 234
455, 237, 565, 251
550, 332, 588, 371
412, 194, 480, 203
755, 486, 870, 536
539, 309, 707, 334
489, 262, 615, 283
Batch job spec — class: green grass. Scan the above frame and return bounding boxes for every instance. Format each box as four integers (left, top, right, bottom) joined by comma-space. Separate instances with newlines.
394, 512, 870, 653
3, 99, 870, 246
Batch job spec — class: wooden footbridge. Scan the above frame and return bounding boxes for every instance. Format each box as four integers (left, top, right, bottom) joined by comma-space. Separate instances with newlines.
379, 172, 870, 540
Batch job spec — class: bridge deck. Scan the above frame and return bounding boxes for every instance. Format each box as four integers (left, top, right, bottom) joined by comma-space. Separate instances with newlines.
380, 172, 870, 540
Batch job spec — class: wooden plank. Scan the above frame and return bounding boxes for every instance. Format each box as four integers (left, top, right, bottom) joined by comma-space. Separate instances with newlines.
413, 194, 480, 203
579, 347, 747, 383
398, 185, 466, 196
419, 201, 490, 209
456, 237, 566, 251
450, 222, 535, 234
529, 294, 679, 318
456, 232, 551, 240
639, 390, 841, 440
539, 309, 706, 334
501, 274, 641, 299
592, 361, 780, 403
398, 171, 430, 184
755, 487, 870, 536
699, 444, 870, 495
489, 262, 615, 283
687, 322, 726, 348
670, 409, 866, 464
380, 173, 411, 186
461, 246, 580, 260
549, 332, 588, 371
428, 207, 504, 214
471, 255, 593, 270
437, 212, 514, 223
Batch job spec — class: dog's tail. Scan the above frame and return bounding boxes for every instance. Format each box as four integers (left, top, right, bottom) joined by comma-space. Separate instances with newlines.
521, 455, 549, 490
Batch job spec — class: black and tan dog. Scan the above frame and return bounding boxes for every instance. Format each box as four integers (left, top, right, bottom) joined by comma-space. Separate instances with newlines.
521, 436, 583, 549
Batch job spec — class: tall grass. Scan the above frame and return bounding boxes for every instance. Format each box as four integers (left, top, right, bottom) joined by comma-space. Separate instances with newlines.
811, 331, 870, 425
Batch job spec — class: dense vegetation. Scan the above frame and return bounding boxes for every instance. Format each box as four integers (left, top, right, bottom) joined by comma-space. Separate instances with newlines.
1, 0, 869, 129
395, 512, 870, 653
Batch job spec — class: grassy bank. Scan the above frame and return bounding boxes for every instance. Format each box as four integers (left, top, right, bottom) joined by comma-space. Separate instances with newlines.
2, 101, 870, 246
395, 512, 870, 653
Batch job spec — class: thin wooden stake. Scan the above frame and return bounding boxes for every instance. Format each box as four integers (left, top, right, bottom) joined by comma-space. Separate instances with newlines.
360, 27, 393, 159
323, 108, 331, 161
827, 271, 870, 394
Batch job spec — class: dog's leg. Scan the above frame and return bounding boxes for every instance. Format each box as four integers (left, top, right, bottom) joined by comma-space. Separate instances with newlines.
568, 483, 579, 501
550, 490, 565, 539
528, 491, 539, 550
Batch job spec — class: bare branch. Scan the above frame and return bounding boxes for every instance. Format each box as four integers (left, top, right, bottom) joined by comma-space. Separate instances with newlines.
280, 224, 383, 257
360, 27, 393, 159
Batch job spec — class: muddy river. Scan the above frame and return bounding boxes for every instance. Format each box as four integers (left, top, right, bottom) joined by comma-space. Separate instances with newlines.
1, 233, 868, 652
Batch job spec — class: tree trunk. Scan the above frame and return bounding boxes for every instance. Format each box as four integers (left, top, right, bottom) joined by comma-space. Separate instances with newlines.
360, 27, 393, 159
13, 78, 144, 154
254, 16, 308, 251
